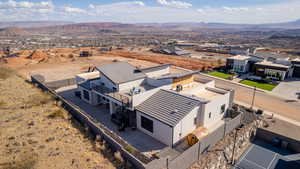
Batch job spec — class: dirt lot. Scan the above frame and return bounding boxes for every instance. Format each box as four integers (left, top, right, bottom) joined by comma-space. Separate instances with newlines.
0, 67, 117, 169
2, 47, 221, 81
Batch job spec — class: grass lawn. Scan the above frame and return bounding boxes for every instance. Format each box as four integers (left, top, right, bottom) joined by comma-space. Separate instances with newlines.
207, 71, 233, 79
240, 80, 276, 91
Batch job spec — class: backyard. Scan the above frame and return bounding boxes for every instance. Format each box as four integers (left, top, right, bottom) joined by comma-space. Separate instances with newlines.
207, 71, 234, 79
240, 80, 276, 91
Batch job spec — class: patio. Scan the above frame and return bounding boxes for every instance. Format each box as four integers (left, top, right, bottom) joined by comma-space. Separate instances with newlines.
56, 85, 167, 157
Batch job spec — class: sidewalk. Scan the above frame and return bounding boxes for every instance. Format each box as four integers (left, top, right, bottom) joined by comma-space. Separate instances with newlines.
235, 101, 300, 127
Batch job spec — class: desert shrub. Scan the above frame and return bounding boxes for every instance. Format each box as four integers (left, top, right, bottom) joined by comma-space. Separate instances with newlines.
24, 93, 52, 107
0, 100, 6, 108
0, 66, 13, 80
124, 145, 137, 154
3, 153, 37, 169
47, 109, 65, 119
114, 151, 124, 163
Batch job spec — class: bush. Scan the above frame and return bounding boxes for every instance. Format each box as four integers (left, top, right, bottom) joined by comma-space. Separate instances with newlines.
0, 66, 13, 80
3, 153, 37, 169
24, 93, 52, 107
124, 145, 137, 154
0, 100, 6, 108
47, 109, 65, 119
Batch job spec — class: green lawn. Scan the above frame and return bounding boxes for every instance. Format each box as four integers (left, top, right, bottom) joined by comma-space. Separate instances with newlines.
208, 71, 233, 79
240, 80, 276, 91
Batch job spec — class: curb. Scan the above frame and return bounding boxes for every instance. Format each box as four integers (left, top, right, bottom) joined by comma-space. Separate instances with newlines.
198, 72, 267, 93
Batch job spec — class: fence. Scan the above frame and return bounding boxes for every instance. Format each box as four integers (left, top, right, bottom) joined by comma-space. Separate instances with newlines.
45, 78, 77, 90
153, 113, 243, 169
31, 75, 150, 169
31, 74, 243, 169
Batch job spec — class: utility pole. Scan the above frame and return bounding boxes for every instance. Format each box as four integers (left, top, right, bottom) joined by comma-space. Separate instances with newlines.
251, 86, 257, 110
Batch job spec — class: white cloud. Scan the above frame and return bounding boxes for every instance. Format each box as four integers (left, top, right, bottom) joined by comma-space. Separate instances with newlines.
62, 6, 87, 14
0, 0, 54, 9
0, 0, 300, 24
222, 7, 249, 12
156, 0, 192, 9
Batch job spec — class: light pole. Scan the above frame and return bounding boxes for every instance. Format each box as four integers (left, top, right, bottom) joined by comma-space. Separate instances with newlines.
251, 86, 257, 110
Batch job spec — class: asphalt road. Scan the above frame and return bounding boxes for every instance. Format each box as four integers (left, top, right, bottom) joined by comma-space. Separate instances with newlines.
196, 73, 300, 122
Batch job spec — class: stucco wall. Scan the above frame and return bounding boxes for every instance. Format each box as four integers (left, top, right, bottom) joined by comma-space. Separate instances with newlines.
118, 78, 145, 91
202, 92, 230, 128
173, 106, 199, 145
144, 67, 170, 78
75, 72, 99, 84
98, 72, 117, 90
136, 111, 173, 146
146, 77, 172, 87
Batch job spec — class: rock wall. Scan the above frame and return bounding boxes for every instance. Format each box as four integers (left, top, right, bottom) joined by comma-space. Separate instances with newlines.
190, 119, 263, 169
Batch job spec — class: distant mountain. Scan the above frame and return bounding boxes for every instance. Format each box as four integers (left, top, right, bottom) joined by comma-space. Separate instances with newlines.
0, 21, 74, 28
137, 19, 300, 29
0, 27, 29, 36
27, 22, 155, 34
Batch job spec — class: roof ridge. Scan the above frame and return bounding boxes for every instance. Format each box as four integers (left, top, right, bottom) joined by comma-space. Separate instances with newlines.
160, 89, 209, 103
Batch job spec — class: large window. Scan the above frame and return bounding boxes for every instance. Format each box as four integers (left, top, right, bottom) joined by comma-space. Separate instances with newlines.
83, 90, 90, 101
141, 116, 153, 133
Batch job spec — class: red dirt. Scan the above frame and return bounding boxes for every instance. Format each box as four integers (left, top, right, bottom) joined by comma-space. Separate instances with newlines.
27, 50, 49, 60
103, 51, 223, 71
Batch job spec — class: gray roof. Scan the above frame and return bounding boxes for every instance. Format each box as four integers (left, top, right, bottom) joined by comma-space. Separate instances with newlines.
96, 62, 147, 84
136, 89, 201, 127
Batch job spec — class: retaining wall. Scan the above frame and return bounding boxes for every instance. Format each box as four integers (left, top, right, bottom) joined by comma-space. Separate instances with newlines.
31, 75, 244, 169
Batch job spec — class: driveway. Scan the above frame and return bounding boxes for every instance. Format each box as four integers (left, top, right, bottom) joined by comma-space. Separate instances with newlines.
272, 78, 300, 101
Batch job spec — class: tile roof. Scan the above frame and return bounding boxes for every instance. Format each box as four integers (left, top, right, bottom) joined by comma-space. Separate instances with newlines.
136, 89, 202, 127
96, 62, 147, 84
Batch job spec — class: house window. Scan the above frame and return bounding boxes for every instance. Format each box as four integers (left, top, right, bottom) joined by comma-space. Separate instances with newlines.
221, 104, 226, 114
209, 112, 211, 119
194, 117, 197, 125
83, 90, 90, 101
141, 116, 153, 133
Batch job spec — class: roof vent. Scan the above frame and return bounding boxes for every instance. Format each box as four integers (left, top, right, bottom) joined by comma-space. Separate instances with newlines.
171, 109, 179, 114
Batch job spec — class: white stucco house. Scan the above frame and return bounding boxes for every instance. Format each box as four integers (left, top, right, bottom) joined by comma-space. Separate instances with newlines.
75, 62, 234, 146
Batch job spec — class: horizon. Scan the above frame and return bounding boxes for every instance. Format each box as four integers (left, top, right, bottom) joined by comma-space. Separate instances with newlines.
0, 0, 300, 24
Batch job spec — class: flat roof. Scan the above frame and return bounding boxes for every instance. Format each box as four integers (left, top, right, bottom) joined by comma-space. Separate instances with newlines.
255, 61, 291, 69
228, 55, 251, 60
180, 82, 226, 100
235, 140, 300, 169
139, 64, 171, 73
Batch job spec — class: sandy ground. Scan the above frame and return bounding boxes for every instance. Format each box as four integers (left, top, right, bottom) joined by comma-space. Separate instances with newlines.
6, 50, 184, 82
0, 71, 116, 169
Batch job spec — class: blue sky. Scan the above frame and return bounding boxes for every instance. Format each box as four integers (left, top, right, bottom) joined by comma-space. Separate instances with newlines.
0, 0, 300, 24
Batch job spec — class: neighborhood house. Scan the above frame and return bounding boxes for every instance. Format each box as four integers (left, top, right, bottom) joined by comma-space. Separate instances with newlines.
75, 62, 234, 146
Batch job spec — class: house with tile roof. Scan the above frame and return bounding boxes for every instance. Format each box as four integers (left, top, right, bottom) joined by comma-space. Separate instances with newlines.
75, 61, 234, 146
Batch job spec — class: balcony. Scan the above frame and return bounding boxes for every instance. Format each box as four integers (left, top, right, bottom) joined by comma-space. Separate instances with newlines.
92, 85, 131, 106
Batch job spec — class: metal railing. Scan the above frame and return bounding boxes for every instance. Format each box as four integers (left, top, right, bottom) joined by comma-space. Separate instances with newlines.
92, 85, 132, 107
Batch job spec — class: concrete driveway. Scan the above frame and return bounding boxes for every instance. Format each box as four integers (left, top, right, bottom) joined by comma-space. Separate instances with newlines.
272, 78, 300, 101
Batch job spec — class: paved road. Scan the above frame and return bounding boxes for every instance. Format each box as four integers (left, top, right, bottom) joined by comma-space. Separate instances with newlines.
196, 73, 300, 122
